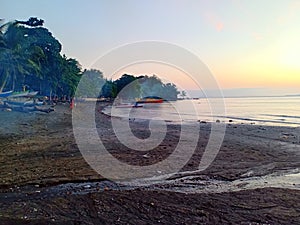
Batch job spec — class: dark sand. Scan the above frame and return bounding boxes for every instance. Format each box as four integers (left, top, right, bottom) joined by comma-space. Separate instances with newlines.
0, 102, 299, 224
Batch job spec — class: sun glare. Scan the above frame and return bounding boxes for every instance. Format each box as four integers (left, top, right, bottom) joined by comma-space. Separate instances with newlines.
280, 48, 300, 70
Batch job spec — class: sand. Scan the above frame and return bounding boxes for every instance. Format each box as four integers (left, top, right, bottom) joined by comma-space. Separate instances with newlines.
0, 102, 299, 224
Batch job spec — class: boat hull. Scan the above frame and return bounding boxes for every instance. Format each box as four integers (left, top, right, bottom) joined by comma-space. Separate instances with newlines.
5, 100, 43, 107
136, 99, 163, 104
0, 90, 13, 98
9, 91, 30, 98
26, 91, 39, 97
115, 104, 143, 108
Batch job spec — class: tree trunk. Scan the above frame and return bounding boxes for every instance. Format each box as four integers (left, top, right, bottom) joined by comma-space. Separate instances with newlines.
0, 71, 9, 92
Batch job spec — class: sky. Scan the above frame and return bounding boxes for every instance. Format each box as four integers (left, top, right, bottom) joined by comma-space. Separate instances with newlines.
1, 0, 300, 96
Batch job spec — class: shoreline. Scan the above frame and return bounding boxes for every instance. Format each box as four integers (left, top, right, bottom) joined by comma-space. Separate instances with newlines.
1, 102, 299, 185
0, 102, 299, 224
102, 100, 300, 128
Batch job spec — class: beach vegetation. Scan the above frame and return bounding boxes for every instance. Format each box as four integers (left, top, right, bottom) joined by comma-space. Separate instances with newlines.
0, 18, 179, 100
0, 17, 81, 97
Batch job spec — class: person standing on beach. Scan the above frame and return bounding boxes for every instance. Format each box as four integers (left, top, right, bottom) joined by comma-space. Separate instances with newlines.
70, 98, 75, 109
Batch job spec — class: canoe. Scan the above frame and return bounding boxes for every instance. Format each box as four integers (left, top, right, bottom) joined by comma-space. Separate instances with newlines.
0, 90, 13, 98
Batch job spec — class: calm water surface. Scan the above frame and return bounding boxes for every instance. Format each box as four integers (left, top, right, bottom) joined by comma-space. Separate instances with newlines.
103, 96, 300, 127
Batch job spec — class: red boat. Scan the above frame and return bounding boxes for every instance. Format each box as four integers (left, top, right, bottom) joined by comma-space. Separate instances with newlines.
136, 96, 164, 104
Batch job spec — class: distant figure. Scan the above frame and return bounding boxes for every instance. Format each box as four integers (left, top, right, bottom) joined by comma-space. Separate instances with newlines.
70, 98, 75, 109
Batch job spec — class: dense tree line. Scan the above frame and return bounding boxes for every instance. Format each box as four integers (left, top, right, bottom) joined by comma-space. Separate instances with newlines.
0, 18, 179, 100
78, 72, 179, 100
0, 17, 81, 97
138, 75, 179, 101
111, 74, 179, 100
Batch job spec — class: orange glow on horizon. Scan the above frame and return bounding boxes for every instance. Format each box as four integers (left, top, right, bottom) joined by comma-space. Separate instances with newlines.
110, 56, 300, 90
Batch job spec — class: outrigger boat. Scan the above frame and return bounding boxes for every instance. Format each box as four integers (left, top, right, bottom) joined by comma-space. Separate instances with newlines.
9, 91, 30, 98
5, 99, 43, 107
9, 90, 39, 98
26, 91, 39, 97
0, 90, 13, 98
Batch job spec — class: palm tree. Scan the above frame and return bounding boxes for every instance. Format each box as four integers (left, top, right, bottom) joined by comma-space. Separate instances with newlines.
0, 19, 45, 92
0, 21, 29, 92
0, 18, 82, 96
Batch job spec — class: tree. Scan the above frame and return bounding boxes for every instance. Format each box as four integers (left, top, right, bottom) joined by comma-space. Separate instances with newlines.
137, 75, 179, 100
76, 69, 104, 97
161, 83, 179, 100
0, 20, 32, 91
60, 56, 82, 96
0, 17, 82, 96
101, 80, 117, 98
114, 74, 141, 99
180, 90, 187, 98
16, 17, 44, 27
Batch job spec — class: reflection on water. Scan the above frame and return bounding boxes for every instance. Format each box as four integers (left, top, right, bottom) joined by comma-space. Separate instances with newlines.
102, 96, 300, 127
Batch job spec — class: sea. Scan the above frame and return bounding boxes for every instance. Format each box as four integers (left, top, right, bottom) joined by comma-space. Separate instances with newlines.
103, 96, 300, 127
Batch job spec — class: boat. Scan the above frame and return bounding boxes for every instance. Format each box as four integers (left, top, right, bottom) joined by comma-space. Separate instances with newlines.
9, 90, 39, 98
26, 91, 39, 97
9, 91, 29, 98
25, 100, 43, 106
0, 90, 13, 98
115, 103, 143, 108
5, 99, 43, 107
136, 96, 164, 104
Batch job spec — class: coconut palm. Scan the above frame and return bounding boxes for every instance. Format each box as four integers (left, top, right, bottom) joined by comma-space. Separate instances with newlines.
0, 17, 82, 96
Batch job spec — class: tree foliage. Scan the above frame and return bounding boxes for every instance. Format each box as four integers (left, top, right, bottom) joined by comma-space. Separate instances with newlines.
76, 69, 105, 97
114, 74, 141, 100
0, 17, 179, 100
138, 75, 179, 100
76, 73, 179, 100
0, 17, 82, 96
103, 74, 179, 100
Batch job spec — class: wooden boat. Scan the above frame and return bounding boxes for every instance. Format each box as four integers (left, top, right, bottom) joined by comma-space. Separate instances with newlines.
25, 100, 43, 106
115, 104, 143, 108
9, 91, 29, 98
26, 91, 39, 97
0, 90, 13, 98
9, 90, 38, 98
5, 99, 43, 107
136, 96, 164, 104
4, 103, 53, 113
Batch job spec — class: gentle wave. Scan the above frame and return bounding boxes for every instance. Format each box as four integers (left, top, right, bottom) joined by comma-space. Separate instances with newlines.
214, 115, 300, 126
261, 114, 300, 119
103, 97, 300, 127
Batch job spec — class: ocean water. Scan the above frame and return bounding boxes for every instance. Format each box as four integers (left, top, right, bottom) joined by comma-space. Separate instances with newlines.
103, 96, 300, 127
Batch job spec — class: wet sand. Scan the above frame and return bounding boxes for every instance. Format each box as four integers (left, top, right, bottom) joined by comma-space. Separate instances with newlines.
0, 102, 299, 224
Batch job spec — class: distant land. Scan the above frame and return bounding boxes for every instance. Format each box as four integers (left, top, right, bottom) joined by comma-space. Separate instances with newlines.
185, 88, 300, 98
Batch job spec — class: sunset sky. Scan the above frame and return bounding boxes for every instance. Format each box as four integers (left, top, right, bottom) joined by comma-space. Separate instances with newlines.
2, 0, 300, 95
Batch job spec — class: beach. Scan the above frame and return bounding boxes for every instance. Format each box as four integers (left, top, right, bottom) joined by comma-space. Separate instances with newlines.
0, 102, 299, 224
